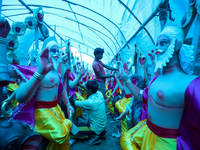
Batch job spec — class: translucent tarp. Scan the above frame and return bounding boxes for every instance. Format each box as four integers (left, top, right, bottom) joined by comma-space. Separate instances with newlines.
2, 0, 191, 65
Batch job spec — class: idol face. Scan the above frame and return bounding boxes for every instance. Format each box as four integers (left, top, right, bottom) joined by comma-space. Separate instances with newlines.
154, 33, 176, 73
156, 35, 171, 57
49, 45, 59, 71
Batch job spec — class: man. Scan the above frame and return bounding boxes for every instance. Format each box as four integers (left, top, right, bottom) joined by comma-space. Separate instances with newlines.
92, 48, 118, 97
120, 25, 200, 150
72, 80, 107, 145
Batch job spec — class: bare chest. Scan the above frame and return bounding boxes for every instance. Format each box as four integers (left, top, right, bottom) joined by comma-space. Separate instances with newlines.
148, 77, 188, 107
40, 71, 60, 88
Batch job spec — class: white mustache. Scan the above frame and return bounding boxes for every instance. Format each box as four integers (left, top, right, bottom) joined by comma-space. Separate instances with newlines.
156, 49, 164, 53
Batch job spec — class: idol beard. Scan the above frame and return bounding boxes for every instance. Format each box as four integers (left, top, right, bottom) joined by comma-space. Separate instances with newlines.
154, 40, 175, 73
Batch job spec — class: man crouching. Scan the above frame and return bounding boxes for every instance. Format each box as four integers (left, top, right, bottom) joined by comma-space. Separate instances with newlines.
72, 80, 107, 145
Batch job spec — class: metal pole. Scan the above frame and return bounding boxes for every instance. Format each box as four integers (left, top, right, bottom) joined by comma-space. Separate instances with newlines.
18, 0, 66, 42
54, 25, 56, 36
119, 0, 169, 52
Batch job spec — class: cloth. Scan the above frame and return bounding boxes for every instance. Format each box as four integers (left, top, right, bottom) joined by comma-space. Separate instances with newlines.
177, 77, 200, 150
75, 91, 107, 135
71, 125, 96, 139
96, 81, 106, 97
120, 119, 177, 150
105, 89, 114, 114
140, 76, 158, 121
35, 104, 72, 150
115, 95, 132, 133
92, 60, 105, 83
7, 82, 19, 107
74, 92, 85, 119
68, 72, 78, 100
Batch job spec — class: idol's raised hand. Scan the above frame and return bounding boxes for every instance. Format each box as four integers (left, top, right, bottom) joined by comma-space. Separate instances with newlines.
37, 48, 53, 75
0, 17, 10, 38
139, 54, 146, 66
148, 49, 156, 62
121, 61, 129, 82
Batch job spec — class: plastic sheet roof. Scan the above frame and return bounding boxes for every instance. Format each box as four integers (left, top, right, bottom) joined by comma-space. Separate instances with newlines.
2, 0, 190, 64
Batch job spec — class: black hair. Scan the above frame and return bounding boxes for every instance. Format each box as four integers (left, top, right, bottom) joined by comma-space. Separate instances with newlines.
129, 74, 145, 89
94, 48, 104, 56
86, 80, 98, 93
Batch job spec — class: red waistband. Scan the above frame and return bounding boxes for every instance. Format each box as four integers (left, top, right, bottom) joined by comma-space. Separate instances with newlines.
35, 100, 58, 109
125, 94, 132, 98
146, 119, 178, 139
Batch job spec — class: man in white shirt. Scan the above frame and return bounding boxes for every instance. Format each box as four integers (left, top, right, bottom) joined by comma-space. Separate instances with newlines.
73, 80, 107, 145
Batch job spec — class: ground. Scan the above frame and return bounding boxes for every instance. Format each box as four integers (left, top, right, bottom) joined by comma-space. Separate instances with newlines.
70, 108, 122, 150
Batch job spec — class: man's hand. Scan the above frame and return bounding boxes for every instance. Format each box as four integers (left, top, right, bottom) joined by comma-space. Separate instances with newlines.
0, 17, 10, 38
37, 48, 53, 75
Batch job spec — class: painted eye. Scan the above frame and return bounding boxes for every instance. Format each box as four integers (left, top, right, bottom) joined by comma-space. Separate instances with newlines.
160, 41, 167, 46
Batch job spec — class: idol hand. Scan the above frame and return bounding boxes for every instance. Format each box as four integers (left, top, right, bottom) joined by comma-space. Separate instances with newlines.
121, 61, 129, 82
37, 48, 53, 75
148, 49, 156, 62
0, 17, 10, 38
139, 55, 146, 66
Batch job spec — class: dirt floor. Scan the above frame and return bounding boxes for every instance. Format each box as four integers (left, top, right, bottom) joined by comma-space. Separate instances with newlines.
70, 108, 122, 150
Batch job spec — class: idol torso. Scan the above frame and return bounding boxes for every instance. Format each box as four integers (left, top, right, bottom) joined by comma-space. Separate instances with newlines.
35, 70, 60, 102
148, 71, 197, 129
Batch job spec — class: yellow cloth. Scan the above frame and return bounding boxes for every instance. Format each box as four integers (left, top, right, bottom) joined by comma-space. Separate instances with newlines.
120, 120, 177, 150
34, 104, 72, 150
75, 92, 85, 119
105, 89, 115, 114
81, 87, 87, 99
7, 83, 18, 92
115, 96, 132, 114
7, 83, 19, 107
115, 96, 132, 133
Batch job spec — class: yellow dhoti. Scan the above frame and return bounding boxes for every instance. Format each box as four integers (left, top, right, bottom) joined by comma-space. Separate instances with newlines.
7, 83, 19, 107
105, 89, 115, 114
74, 92, 85, 119
115, 95, 132, 133
34, 104, 72, 150
120, 119, 177, 150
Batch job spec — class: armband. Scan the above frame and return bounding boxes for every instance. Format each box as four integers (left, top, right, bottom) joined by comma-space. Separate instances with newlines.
33, 71, 45, 80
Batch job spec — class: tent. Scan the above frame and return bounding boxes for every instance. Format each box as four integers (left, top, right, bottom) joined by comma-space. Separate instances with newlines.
1, 0, 199, 71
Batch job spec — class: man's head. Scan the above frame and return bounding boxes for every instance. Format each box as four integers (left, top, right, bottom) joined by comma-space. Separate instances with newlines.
41, 36, 60, 71
94, 48, 104, 60
86, 80, 98, 96
154, 26, 184, 72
